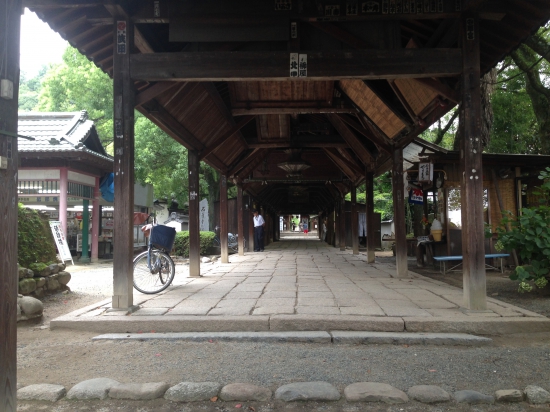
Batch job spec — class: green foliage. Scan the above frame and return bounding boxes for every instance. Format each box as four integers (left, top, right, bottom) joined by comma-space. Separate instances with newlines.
497, 167, 550, 291
28, 262, 48, 273
344, 173, 393, 220
173, 231, 216, 257
18, 204, 57, 267
18, 67, 47, 112
37, 46, 114, 147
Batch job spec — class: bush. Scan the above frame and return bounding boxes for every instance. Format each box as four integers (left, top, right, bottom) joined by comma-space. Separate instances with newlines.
173, 231, 216, 257
18, 204, 57, 267
497, 167, 550, 292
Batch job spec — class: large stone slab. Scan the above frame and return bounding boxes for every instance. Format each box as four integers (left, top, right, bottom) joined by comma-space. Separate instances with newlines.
454, 390, 494, 404
220, 383, 272, 401
164, 382, 221, 402
270, 315, 404, 332
407, 385, 451, 403
525, 385, 550, 404
109, 382, 170, 400
17, 384, 66, 402
405, 317, 550, 335
331, 331, 491, 346
344, 382, 408, 404
275, 382, 340, 401
66, 378, 120, 400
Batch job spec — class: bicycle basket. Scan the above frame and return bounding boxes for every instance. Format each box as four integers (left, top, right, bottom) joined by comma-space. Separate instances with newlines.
150, 225, 176, 252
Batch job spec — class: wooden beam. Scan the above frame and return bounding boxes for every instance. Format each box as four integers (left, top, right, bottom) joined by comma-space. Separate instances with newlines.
199, 115, 254, 161
112, 14, 136, 310
235, 149, 270, 179
134, 26, 154, 53
188, 150, 201, 277
323, 148, 360, 180
388, 79, 418, 123
228, 148, 260, 177
135, 81, 178, 106
308, 21, 370, 49
392, 146, 408, 278
412, 78, 459, 103
460, 13, 486, 311
327, 113, 374, 164
220, 174, 229, 263
130, 49, 462, 82
232, 107, 356, 116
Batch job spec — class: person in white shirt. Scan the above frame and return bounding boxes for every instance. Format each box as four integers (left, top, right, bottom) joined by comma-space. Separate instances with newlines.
252, 209, 265, 252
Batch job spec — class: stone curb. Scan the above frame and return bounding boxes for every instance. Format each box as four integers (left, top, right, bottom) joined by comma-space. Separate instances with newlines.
92, 331, 491, 346
18, 381, 548, 406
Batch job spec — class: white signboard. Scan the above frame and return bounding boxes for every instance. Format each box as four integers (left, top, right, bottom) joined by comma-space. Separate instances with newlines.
418, 162, 433, 182
49, 221, 74, 265
199, 198, 209, 232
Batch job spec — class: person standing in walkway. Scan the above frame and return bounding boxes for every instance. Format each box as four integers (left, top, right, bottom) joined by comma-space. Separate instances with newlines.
253, 209, 265, 252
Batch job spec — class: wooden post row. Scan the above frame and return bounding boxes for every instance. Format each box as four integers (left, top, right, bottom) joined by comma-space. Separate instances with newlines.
351, 185, 359, 255
188, 150, 201, 277
366, 170, 376, 263
220, 174, 229, 263
392, 147, 408, 277
237, 185, 244, 255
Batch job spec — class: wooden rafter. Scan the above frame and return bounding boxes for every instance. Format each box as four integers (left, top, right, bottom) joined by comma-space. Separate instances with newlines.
235, 149, 270, 179
337, 114, 393, 155
388, 80, 418, 122
326, 114, 373, 164
199, 115, 255, 161
232, 107, 356, 116
135, 81, 179, 107
323, 148, 360, 180
412, 78, 459, 103
308, 22, 370, 49
228, 149, 260, 177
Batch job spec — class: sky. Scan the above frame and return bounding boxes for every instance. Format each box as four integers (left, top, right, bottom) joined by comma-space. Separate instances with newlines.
20, 8, 68, 78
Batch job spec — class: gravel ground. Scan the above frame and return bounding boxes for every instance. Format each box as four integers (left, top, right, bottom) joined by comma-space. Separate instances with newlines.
16, 257, 550, 412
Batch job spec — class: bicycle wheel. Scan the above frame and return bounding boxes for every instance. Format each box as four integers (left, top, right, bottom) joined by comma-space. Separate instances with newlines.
133, 250, 175, 294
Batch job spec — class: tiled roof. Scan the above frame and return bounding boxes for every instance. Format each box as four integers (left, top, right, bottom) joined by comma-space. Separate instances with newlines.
18, 111, 113, 162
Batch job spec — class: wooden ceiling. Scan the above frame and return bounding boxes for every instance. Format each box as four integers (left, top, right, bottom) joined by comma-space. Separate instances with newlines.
25, 0, 550, 214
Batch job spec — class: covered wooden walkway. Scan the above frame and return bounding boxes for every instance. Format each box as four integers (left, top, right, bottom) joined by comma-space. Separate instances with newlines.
2, 1, 550, 409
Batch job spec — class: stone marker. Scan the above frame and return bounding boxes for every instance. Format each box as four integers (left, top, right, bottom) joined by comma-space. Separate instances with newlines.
454, 390, 494, 404
220, 383, 272, 401
17, 384, 66, 402
66, 378, 120, 400
407, 385, 450, 403
344, 382, 408, 404
164, 382, 221, 402
275, 382, 340, 402
109, 382, 170, 400
495, 389, 524, 403
524, 385, 550, 404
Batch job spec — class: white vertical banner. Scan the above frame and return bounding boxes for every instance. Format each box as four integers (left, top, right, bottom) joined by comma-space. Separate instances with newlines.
290, 53, 299, 77
49, 221, 74, 265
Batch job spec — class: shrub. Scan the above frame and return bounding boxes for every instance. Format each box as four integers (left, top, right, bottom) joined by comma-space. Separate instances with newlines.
173, 231, 216, 257
497, 167, 550, 292
18, 204, 57, 267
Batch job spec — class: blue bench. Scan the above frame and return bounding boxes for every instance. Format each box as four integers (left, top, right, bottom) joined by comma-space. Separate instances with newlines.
433, 254, 510, 274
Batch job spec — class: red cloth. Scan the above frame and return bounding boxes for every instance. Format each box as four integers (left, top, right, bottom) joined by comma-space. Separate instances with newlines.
133, 212, 150, 225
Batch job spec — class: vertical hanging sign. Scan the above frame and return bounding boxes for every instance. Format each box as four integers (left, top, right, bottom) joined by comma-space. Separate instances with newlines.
117, 21, 127, 54
290, 53, 298, 77
299, 54, 307, 77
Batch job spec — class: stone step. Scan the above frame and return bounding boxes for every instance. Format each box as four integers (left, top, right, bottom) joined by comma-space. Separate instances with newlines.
92, 331, 491, 346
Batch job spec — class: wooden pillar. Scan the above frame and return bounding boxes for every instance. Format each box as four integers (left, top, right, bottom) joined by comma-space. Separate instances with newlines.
81, 199, 90, 263
112, 15, 135, 309
0, 2, 21, 409
220, 174, 228, 263
59, 167, 68, 236
188, 150, 201, 277
339, 196, 346, 251
366, 170, 376, 263
351, 185, 359, 255
392, 147, 408, 277
461, 13, 486, 310
237, 185, 244, 255
91, 177, 100, 262
248, 203, 255, 252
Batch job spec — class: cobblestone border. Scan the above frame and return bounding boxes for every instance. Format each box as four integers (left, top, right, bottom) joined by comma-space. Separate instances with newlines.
17, 379, 550, 405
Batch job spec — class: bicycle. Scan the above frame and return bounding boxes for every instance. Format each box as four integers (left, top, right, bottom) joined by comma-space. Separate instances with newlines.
212, 226, 243, 252
133, 216, 177, 294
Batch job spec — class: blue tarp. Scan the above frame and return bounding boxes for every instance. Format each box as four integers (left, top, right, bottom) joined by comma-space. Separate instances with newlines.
99, 173, 114, 202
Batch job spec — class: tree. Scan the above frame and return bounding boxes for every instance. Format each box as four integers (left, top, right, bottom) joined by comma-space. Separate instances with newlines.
37, 46, 114, 147
18, 67, 47, 112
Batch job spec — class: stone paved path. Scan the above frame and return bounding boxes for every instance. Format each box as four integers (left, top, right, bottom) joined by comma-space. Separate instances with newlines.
53, 233, 549, 333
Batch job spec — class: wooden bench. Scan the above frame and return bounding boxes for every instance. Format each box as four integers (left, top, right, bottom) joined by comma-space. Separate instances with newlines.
433, 254, 510, 274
